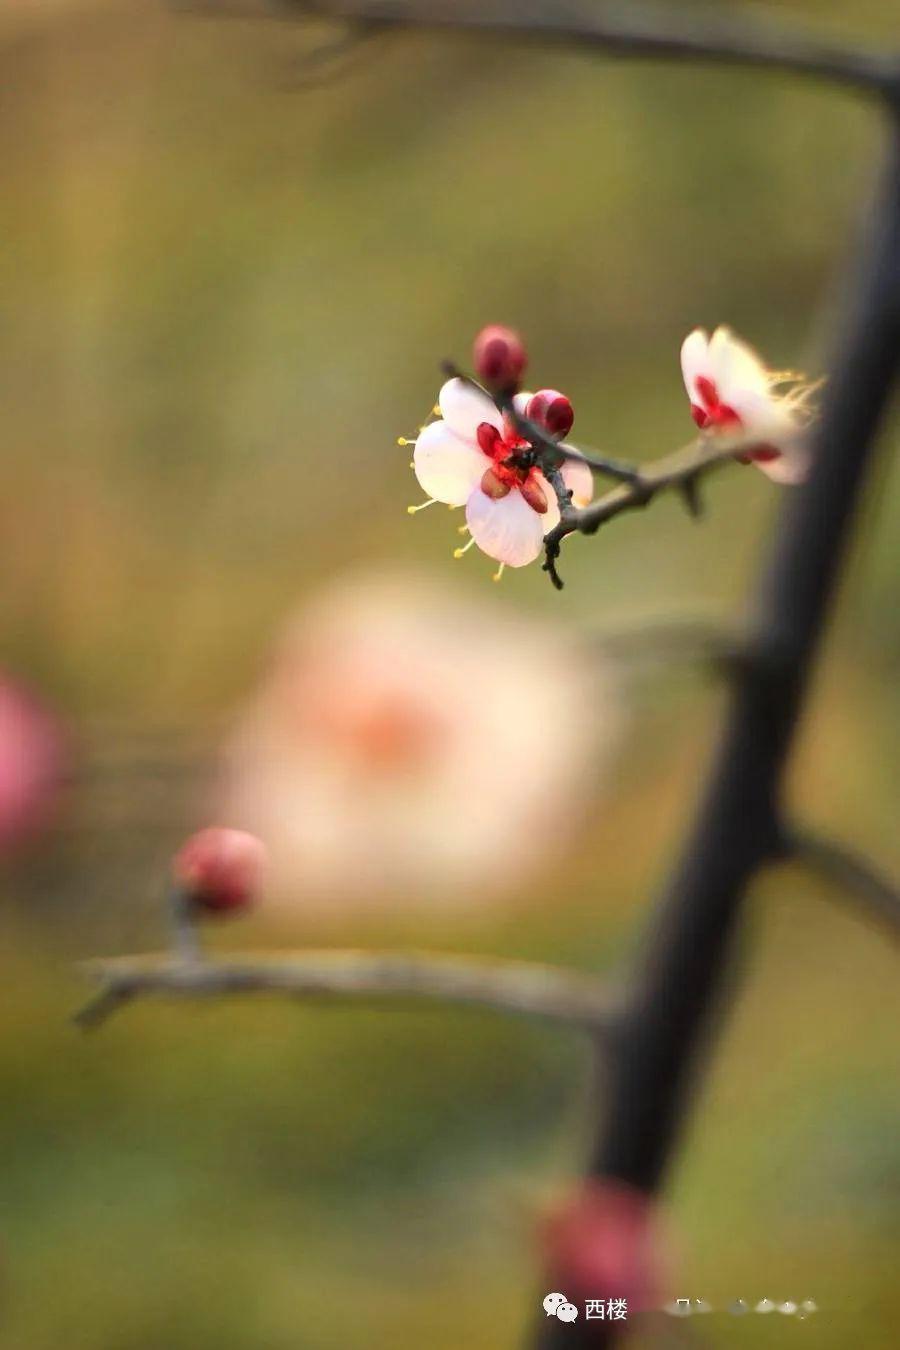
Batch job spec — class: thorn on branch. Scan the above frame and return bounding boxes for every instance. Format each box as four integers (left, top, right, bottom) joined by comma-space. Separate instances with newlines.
679, 473, 704, 518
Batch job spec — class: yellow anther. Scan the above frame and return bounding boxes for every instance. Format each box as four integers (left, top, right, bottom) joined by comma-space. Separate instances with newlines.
492, 563, 506, 583
397, 436, 412, 447
453, 537, 475, 559
432, 404, 441, 416
407, 499, 436, 515
457, 523, 470, 535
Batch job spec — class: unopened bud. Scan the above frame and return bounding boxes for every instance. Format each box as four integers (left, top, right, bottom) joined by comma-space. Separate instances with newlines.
473, 325, 528, 392
173, 827, 266, 914
526, 389, 574, 439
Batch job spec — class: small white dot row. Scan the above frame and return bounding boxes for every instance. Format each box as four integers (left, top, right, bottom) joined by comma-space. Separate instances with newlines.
663, 1297, 818, 1317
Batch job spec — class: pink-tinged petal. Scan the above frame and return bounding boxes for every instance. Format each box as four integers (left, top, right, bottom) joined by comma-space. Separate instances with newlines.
465, 487, 546, 567
680, 329, 710, 402
560, 450, 593, 508
708, 326, 770, 404
754, 441, 810, 484
413, 420, 490, 506
438, 377, 503, 442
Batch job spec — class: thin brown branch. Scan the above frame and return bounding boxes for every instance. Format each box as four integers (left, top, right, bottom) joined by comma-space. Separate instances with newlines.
781, 827, 900, 939
74, 950, 621, 1033
542, 431, 774, 590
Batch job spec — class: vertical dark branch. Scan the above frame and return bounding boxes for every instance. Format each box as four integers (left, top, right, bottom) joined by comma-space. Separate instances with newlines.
538, 110, 900, 1349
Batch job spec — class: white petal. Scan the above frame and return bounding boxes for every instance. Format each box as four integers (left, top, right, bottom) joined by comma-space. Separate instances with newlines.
413, 420, 490, 506
438, 378, 503, 442
680, 329, 710, 401
512, 391, 533, 417
465, 487, 545, 567
708, 326, 770, 404
755, 442, 810, 484
725, 386, 790, 440
560, 450, 593, 508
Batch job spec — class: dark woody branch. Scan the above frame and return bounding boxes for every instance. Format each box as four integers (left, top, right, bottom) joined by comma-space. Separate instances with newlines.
279, 0, 900, 100
74, 949, 622, 1033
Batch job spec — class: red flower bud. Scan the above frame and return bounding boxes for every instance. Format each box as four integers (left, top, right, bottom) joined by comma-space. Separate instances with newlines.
173, 827, 266, 914
473, 325, 528, 392
541, 1180, 668, 1315
526, 389, 574, 439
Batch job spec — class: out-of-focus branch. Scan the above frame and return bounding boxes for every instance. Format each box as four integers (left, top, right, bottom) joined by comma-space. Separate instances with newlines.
780, 826, 900, 939
587, 613, 743, 674
75, 950, 621, 1033
276, 0, 900, 99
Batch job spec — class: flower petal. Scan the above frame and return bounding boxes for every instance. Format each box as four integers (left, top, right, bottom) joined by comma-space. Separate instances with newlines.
465, 487, 546, 567
413, 420, 490, 506
560, 450, 593, 508
708, 326, 770, 404
724, 386, 791, 442
754, 441, 810, 484
438, 378, 504, 442
680, 329, 710, 401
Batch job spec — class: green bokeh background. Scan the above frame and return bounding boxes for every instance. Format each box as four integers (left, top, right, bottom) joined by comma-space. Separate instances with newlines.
0, 2, 898, 1347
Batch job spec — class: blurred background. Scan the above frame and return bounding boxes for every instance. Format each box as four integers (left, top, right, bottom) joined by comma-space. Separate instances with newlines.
0, 1, 898, 1346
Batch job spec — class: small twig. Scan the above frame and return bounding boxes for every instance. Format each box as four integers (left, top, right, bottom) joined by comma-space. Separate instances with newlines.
74, 950, 621, 1033
542, 431, 767, 589
779, 827, 900, 939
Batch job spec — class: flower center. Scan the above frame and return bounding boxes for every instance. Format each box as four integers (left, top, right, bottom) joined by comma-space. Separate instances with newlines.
476, 421, 548, 513
692, 377, 781, 464
691, 376, 741, 430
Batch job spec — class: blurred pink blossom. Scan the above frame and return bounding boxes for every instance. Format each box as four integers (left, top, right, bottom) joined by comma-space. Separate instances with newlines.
541, 1179, 669, 1315
216, 571, 624, 912
0, 675, 64, 850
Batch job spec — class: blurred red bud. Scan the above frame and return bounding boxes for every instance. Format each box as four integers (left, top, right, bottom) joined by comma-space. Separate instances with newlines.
0, 676, 64, 851
541, 1180, 667, 1314
173, 827, 266, 914
526, 389, 575, 439
473, 325, 528, 391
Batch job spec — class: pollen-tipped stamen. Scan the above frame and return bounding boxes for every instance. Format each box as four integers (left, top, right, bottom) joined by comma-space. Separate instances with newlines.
453, 537, 476, 559
407, 499, 437, 515
492, 563, 506, 583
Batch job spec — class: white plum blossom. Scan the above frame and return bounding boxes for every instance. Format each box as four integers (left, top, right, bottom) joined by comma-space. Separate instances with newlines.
680, 326, 815, 484
411, 378, 593, 574
216, 571, 624, 913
